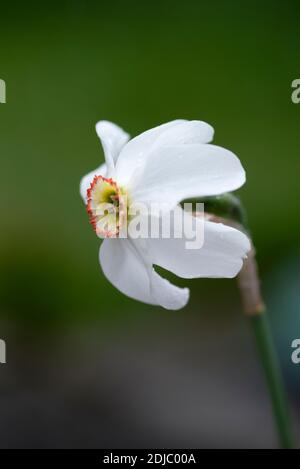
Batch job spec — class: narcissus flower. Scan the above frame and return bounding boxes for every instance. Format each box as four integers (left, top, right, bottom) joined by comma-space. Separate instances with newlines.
80, 120, 250, 310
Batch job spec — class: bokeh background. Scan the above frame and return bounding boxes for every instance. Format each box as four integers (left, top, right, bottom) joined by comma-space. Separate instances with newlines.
0, 0, 300, 448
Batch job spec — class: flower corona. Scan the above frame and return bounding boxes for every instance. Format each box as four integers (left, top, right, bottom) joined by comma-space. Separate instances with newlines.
86, 175, 128, 238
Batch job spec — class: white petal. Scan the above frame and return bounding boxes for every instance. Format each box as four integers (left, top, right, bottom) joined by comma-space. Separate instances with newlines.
150, 270, 189, 310
95, 120, 130, 174
115, 120, 185, 185
153, 120, 214, 147
79, 163, 106, 203
116, 120, 214, 186
148, 210, 250, 279
99, 238, 153, 304
130, 144, 246, 208
99, 238, 189, 310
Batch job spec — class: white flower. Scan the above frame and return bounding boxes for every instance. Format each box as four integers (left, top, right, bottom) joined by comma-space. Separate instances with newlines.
80, 119, 250, 310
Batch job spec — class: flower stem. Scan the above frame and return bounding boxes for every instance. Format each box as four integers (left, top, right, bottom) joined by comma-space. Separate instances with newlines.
235, 207, 294, 448
202, 195, 294, 448
250, 311, 294, 449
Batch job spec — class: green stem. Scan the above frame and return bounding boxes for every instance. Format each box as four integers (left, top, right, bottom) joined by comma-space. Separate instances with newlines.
201, 193, 294, 448
250, 312, 294, 449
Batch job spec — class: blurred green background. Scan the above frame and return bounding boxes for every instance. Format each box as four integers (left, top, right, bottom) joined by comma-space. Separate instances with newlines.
0, 0, 299, 448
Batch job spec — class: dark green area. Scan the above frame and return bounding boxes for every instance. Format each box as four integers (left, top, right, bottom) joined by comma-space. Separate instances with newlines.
1, 0, 299, 327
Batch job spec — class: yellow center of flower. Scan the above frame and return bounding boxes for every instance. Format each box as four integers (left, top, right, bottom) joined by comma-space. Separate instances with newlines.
87, 176, 127, 238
